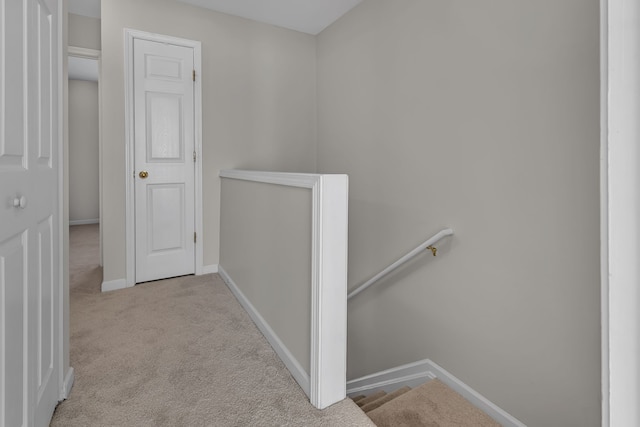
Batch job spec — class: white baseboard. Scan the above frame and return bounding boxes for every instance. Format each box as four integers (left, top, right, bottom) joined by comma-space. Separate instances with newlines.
347, 359, 437, 395
61, 367, 75, 400
101, 278, 130, 292
69, 219, 99, 226
218, 265, 310, 395
347, 359, 526, 427
201, 264, 219, 274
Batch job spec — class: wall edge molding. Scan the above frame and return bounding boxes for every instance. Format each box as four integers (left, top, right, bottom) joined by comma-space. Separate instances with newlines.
309, 175, 348, 409
69, 219, 99, 226
346, 359, 437, 395
60, 367, 75, 400
220, 169, 321, 188
101, 278, 130, 293
68, 46, 101, 59
201, 264, 219, 274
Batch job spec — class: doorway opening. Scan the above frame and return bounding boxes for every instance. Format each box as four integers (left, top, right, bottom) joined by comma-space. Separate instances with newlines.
67, 47, 103, 288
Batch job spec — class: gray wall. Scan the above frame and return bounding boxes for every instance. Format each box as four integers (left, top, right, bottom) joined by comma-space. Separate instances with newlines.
68, 80, 99, 223
96, 0, 601, 424
100, 0, 317, 281
317, 1, 600, 426
68, 13, 100, 50
220, 178, 312, 373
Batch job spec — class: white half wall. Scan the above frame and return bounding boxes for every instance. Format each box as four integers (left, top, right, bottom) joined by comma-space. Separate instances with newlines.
220, 177, 314, 375
604, 0, 640, 425
219, 170, 348, 409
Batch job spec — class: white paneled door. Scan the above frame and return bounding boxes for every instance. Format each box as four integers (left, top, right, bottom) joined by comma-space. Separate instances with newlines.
134, 39, 196, 283
0, 0, 61, 426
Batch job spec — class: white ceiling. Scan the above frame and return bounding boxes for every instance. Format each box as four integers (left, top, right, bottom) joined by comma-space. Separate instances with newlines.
68, 56, 99, 82
67, 0, 362, 35
177, 0, 362, 34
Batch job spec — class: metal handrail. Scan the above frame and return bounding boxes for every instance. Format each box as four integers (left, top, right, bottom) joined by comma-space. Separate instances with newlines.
347, 228, 454, 300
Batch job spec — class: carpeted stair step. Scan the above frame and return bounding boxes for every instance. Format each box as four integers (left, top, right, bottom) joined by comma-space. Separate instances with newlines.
355, 390, 386, 407
366, 379, 501, 427
352, 395, 367, 404
361, 386, 412, 413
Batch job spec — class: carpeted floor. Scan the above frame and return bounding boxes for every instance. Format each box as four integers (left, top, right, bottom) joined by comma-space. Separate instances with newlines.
51, 224, 373, 426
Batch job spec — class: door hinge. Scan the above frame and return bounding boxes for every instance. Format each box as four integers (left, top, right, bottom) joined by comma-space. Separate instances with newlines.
192, 70, 196, 81
193, 150, 196, 163
194, 232, 197, 243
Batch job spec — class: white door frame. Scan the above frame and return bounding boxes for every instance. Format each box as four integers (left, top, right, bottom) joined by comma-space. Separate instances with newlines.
123, 29, 203, 287
601, 0, 640, 425
59, 0, 73, 403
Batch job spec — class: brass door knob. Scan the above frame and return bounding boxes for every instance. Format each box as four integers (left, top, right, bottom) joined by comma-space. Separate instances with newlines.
139, 171, 149, 179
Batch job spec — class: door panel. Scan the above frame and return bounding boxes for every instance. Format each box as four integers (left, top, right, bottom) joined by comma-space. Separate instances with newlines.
0, 0, 60, 426
0, 232, 27, 427
145, 55, 183, 81
29, 1, 59, 423
146, 93, 184, 161
134, 39, 195, 283
36, 216, 54, 397
148, 184, 185, 252
36, 6, 52, 166
0, 0, 26, 169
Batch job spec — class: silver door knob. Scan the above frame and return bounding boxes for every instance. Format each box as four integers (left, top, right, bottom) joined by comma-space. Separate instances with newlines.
13, 196, 27, 209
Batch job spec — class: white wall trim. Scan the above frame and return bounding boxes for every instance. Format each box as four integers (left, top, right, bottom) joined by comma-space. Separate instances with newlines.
69, 219, 99, 226
201, 264, 219, 274
124, 29, 203, 286
218, 266, 310, 393
193, 41, 203, 276
346, 359, 437, 395
101, 278, 130, 293
219, 169, 323, 189
57, 0, 70, 404
220, 170, 349, 409
347, 359, 526, 427
67, 46, 100, 59
426, 360, 526, 427
604, 0, 640, 425
60, 367, 75, 400
123, 28, 135, 285
309, 174, 349, 409
600, 0, 609, 425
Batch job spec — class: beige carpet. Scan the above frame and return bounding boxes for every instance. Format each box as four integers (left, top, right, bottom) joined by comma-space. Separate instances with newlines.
366, 379, 501, 427
52, 224, 374, 426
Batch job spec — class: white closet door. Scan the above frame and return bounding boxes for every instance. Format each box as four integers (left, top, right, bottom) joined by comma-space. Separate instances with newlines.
0, 0, 61, 426
133, 38, 196, 283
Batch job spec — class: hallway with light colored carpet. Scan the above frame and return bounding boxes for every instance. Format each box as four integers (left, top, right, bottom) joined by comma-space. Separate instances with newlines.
52, 224, 373, 426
